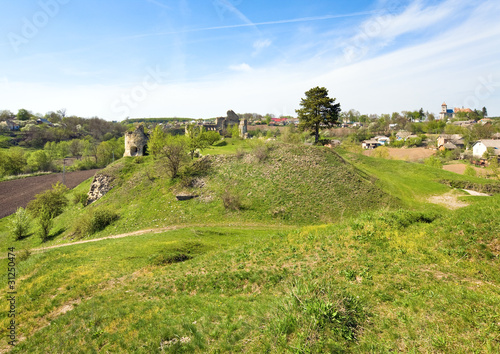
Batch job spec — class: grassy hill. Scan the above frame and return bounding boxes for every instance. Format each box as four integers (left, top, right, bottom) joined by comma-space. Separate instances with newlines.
1, 141, 499, 352
1, 142, 400, 251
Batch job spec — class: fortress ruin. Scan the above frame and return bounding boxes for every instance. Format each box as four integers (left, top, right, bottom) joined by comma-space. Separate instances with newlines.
202, 110, 247, 138
123, 125, 148, 157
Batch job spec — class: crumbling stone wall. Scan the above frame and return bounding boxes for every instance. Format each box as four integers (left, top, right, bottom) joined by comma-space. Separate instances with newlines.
87, 174, 114, 205
208, 110, 247, 137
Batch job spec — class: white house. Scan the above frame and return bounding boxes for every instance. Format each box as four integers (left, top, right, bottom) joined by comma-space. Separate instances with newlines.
374, 136, 390, 145
472, 140, 500, 158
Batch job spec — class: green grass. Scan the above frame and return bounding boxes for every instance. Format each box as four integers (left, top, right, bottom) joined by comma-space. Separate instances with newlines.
1, 199, 499, 352
338, 148, 499, 209
1, 142, 499, 352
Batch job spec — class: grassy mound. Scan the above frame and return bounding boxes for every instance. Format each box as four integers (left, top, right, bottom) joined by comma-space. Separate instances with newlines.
193, 143, 399, 223
7, 143, 398, 248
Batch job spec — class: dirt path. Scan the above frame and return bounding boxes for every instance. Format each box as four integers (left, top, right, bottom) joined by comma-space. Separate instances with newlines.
427, 191, 470, 209
6, 223, 291, 258
0, 169, 100, 219
32, 226, 180, 253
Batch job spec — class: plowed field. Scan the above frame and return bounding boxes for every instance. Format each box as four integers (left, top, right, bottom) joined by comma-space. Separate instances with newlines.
0, 169, 100, 219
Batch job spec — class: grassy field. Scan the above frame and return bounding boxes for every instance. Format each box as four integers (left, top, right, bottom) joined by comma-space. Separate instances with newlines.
1, 141, 499, 352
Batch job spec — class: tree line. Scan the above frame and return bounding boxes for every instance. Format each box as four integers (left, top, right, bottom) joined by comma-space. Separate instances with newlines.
0, 108, 126, 148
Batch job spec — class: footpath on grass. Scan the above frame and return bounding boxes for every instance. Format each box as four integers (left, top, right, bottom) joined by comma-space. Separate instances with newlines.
1, 223, 293, 258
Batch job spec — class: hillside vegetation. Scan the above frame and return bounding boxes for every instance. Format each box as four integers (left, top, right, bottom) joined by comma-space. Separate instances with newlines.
1, 141, 499, 352
2, 142, 400, 251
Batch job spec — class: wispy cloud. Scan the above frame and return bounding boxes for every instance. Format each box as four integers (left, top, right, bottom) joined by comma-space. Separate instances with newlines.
343, 0, 471, 62
253, 38, 272, 56
229, 63, 252, 72
126, 11, 375, 39
214, 0, 254, 26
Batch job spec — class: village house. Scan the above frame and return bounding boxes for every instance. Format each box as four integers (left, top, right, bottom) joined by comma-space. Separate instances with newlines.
395, 131, 417, 141
361, 139, 379, 150
362, 135, 390, 149
270, 117, 287, 126
472, 140, 500, 158
374, 136, 390, 145
437, 134, 465, 151
36, 118, 53, 126
478, 118, 492, 125
5, 120, 20, 131
452, 120, 476, 127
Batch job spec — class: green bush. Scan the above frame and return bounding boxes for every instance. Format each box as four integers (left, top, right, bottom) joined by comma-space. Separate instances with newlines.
10, 207, 31, 240
73, 209, 119, 238
221, 187, 243, 211
17, 249, 31, 262
27, 182, 68, 219
27, 150, 54, 172
133, 156, 144, 164
464, 165, 477, 177
212, 139, 227, 147
70, 157, 99, 171
202, 130, 221, 145
372, 146, 389, 159
0, 148, 27, 177
37, 206, 53, 242
73, 191, 89, 207
253, 144, 270, 163
424, 155, 443, 169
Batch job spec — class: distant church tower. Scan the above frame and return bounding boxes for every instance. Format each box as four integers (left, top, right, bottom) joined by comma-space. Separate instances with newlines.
439, 102, 452, 120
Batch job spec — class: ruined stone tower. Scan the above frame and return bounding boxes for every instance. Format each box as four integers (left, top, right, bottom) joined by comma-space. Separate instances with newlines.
239, 118, 248, 138
123, 125, 148, 157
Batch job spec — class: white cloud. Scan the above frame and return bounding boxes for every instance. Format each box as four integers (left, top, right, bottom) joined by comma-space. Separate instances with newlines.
1, 0, 499, 120
253, 38, 272, 56
344, 0, 470, 62
229, 63, 252, 72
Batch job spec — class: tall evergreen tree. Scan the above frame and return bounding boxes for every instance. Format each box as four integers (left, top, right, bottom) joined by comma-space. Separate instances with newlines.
296, 87, 341, 144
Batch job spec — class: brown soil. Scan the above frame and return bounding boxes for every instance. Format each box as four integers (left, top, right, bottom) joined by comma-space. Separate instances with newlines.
363, 147, 435, 161
0, 169, 100, 219
443, 163, 489, 177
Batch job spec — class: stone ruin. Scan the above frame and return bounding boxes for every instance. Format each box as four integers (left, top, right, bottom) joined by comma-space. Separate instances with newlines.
87, 174, 114, 205
124, 125, 148, 157
201, 110, 248, 138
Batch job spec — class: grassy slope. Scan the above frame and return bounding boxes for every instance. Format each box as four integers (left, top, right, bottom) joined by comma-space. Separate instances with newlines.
1, 142, 500, 352
339, 149, 498, 209
0, 142, 398, 250
1, 200, 499, 352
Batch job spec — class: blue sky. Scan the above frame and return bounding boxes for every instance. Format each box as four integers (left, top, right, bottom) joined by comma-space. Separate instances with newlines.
0, 0, 499, 120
